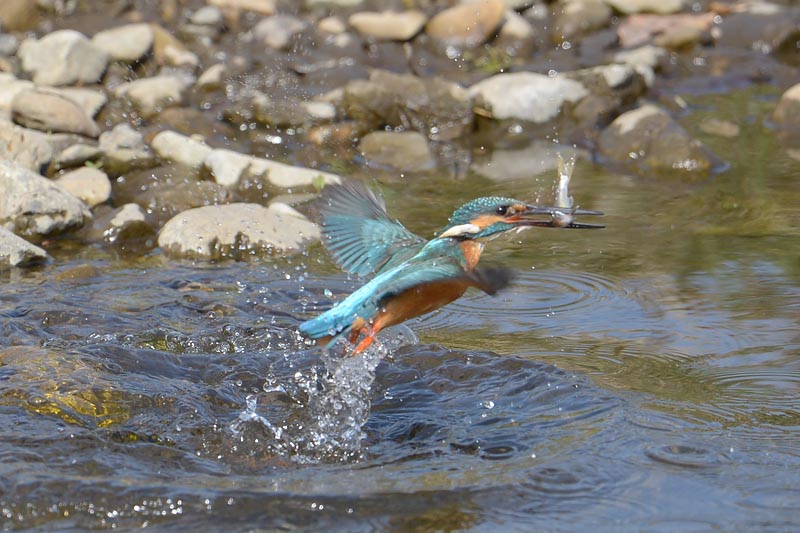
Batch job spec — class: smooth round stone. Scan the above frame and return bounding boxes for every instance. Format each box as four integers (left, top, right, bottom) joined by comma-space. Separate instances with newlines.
0, 226, 48, 268
150, 130, 213, 169
55, 167, 111, 207
253, 14, 308, 50
348, 10, 427, 41
114, 75, 189, 117
426, 0, 505, 48
318, 16, 347, 34
190, 6, 224, 26
11, 89, 100, 138
207, 0, 277, 15
98, 123, 156, 174
18, 30, 109, 86
358, 131, 435, 172
605, 0, 685, 15
91, 23, 154, 63
773, 83, 800, 131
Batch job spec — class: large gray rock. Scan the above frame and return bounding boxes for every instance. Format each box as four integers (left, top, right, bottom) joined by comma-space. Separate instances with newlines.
0, 118, 54, 173
597, 104, 722, 177
468, 72, 588, 123
342, 70, 473, 141
114, 75, 190, 117
11, 89, 100, 138
91, 23, 154, 63
98, 123, 156, 175
358, 131, 435, 172
0, 226, 48, 269
158, 203, 320, 258
18, 30, 109, 86
0, 160, 89, 237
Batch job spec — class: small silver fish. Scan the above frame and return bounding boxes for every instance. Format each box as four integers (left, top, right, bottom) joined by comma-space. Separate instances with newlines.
552, 153, 576, 228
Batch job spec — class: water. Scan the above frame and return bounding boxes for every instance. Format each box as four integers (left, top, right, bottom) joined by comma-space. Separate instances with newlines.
1, 87, 799, 529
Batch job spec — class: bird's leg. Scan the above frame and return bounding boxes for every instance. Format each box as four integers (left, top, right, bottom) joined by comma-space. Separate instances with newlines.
352, 326, 377, 355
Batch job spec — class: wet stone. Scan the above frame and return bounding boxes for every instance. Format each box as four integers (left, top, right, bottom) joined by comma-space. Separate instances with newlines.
114, 75, 191, 117
83, 203, 153, 245
0, 33, 19, 57
772, 83, 800, 132
0, 118, 54, 173
55, 144, 103, 169
468, 72, 588, 123
207, 0, 277, 16
55, 167, 112, 208
98, 123, 156, 175
699, 118, 740, 138
0, 226, 48, 269
605, 0, 685, 15
358, 131, 435, 172
17, 30, 109, 86
91, 23, 154, 63
134, 178, 233, 227
157, 203, 320, 259
196, 63, 227, 90
253, 14, 308, 50
426, 0, 506, 48
151, 130, 213, 169
0, 159, 89, 238
554, 0, 612, 43
11, 89, 100, 138
0, 0, 39, 32
597, 104, 723, 177
715, 9, 800, 56
348, 10, 427, 42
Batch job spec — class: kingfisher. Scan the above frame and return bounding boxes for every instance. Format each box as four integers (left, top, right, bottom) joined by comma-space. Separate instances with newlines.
299, 181, 603, 354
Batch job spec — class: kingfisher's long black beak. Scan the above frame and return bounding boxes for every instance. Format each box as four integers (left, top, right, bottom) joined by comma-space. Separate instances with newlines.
514, 205, 605, 229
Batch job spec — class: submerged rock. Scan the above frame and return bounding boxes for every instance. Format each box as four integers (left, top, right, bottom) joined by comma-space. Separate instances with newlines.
11, 89, 100, 138
0, 160, 89, 237
358, 131, 435, 172
158, 203, 320, 258
468, 72, 588, 123
82, 203, 154, 245
597, 104, 723, 177
18, 30, 109, 86
0, 226, 48, 269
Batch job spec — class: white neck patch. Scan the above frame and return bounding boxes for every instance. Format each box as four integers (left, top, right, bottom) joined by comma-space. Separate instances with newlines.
438, 223, 480, 239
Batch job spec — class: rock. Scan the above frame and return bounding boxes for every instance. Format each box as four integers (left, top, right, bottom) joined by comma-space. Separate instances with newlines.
302, 101, 336, 121
613, 44, 667, 86
0, 34, 19, 56
18, 30, 109, 86
426, 0, 506, 48
43, 87, 107, 118
207, 0, 276, 16
319, 16, 347, 34
495, 9, 537, 54
98, 123, 156, 175
565, 63, 647, 127
605, 0, 685, 15
55, 144, 103, 169
248, 158, 341, 189
190, 6, 224, 26
196, 64, 227, 90
358, 131, 435, 172
554, 0, 612, 42
348, 10, 427, 41
342, 70, 473, 140
253, 14, 308, 50
468, 72, 588, 123
698, 118, 740, 138
773, 83, 800, 132
83, 203, 153, 245
158, 203, 320, 258
597, 104, 722, 177
204, 149, 253, 187
471, 140, 587, 181
0, 72, 34, 119
0, 226, 48, 269
91, 23, 154, 63
0, 159, 89, 237
149, 24, 198, 67
11, 89, 100, 138
618, 12, 714, 48
715, 10, 800, 56
0, 118, 54, 173
55, 167, 112, 207
0, 0, 38, 32
114, 75, 189, 116
151, 130, 213, 169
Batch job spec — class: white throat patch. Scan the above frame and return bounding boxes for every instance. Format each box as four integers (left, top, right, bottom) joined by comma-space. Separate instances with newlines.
438, 223, 480, 239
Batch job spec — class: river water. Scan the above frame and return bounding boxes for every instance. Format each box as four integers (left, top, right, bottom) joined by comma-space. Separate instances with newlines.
1, 88, 798, 530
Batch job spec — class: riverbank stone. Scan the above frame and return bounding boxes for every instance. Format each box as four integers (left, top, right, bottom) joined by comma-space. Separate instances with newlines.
18, 30, 109, 86
91, 23, 154, 63
151, 130, 213, 169
426, 0, 506, 48
114, 75, 190, 117
358, 131, 435, 172
605, 0, 685, 15
98, 124, 156, 175
773, 83, 800, 132
55, 167, 112, 207
158, 203, 320, 258
348, 10, 427, 41
11, 89, 100, 138
0, 160, 89, 238
0, 226, 48, 269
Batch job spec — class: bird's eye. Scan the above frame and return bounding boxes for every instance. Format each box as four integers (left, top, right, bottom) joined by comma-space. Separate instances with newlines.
496, 205, 509, 216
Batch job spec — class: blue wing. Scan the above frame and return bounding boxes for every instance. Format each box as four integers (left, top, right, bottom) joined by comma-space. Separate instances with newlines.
319, 181, 426, 277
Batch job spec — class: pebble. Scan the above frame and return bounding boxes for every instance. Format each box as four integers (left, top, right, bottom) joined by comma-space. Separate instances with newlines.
150, 130, 213, 169
0, 0, 38, 32
468, 72, 588, 123
55, 167, 112, 207
0, 73, 34, 119
114, 75, 190, 116
358, 131, 435, 172
84, 203, 152, 245
0, 226, 48, 269
318, 16, 347, 35
190, 6, 224, 26
472, 140, 587, 181
348, 10, 427, 41
0, 33, 19, 56
772, 83, 800, 131
91, 23, 154, 63
18, 30, 109, 86
605, 0, 686, 15
98, 123, 156, 174
158, 203, 320, 258
55, 144, 103, 169
253, 14, 308, 50
699, 118, 740, 138
204, 149, 253, 187
248, 157, 342, 189
555, 0, 612, 42
0, 159, 89, 237
196, 64, 227, 90
426, 0, 506, 48
207, 0, 276, 16
11, 89, 100, 138
0, 118, 54, 173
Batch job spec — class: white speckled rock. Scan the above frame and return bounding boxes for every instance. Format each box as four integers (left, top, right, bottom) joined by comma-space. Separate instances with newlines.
151, 130, 213, 169
158, 203, 320, 258
348, 10, 427, 41
0, 159, 89, 237
0, 226, 48, 269
114, 75, 190, 116
55, 167, 111, 207
91, 23, 154, 63
468, 72, 588, 123
18, 30, 109, 86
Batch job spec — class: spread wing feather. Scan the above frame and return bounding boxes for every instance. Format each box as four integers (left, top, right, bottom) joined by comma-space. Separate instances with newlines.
319, 182, 426, 277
